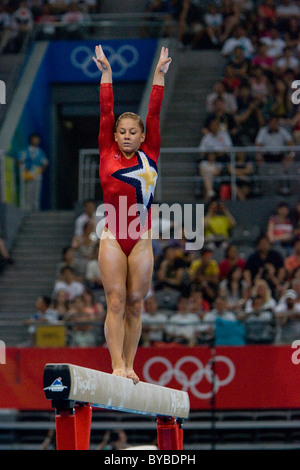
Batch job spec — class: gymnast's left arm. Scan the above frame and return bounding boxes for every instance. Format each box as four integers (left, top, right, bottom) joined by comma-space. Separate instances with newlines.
145, 47, 172, 158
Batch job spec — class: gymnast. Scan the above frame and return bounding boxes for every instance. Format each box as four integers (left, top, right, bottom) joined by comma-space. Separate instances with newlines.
93, 44, 171, 383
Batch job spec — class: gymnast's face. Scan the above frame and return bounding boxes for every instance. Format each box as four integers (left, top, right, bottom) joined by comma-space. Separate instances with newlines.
115, 118, 145, 157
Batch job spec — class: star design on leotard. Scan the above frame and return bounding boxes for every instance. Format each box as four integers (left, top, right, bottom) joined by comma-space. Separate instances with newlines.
111, 151, 158, 226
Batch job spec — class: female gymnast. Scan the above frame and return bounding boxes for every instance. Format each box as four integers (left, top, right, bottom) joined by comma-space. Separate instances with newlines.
93, 44, 172, 383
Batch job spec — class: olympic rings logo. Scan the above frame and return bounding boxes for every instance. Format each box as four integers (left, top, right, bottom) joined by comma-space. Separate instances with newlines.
70, 45, 139, 78
143, 356, 235, 400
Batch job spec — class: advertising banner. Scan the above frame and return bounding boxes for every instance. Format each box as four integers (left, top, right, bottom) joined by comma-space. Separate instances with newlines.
0, 345, 298, 410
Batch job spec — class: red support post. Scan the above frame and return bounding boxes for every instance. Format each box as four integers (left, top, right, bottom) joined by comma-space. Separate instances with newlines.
156, 417, 184, 450
54, 402, 92, 450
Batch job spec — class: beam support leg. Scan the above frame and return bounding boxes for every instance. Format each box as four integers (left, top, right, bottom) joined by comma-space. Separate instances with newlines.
53, 400, 92, 450
156, 417, 183, 450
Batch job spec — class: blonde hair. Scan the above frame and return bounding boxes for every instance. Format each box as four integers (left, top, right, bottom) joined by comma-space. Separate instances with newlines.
115, 112, 145, 133
251, 279, 272, 302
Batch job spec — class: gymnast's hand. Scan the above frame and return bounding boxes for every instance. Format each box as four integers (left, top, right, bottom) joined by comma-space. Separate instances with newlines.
157, 46, 172, 74
93, 45, 111, 73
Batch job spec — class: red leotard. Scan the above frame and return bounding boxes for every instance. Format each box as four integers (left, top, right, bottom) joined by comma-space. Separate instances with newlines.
99, 83, 164, 256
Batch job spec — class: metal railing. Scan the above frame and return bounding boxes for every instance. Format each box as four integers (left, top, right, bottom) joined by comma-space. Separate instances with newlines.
78, 145, 300, 203
33, 12, 177, 41
0, 150, 5, 203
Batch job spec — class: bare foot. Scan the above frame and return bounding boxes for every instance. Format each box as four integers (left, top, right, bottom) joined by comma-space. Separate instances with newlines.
125, 368, 139, 384
112, 368, 127, 378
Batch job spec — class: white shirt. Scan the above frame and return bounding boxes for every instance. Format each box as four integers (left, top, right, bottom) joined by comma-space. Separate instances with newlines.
255, 125, 293, 152
260, 37, 286, 58
165, 313, 200, 341
52, 280, 84, 300
142, 312, 168, 342
199, 131, 232, 152
221, 37, 254, 59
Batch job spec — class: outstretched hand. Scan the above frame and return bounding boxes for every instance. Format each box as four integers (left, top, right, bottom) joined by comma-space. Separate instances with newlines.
93, 45, 110, 73
157, 46, 172, 74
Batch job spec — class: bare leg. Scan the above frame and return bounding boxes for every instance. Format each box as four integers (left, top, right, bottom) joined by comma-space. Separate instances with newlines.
98, 232, 127, 377
123, 234, 154, 384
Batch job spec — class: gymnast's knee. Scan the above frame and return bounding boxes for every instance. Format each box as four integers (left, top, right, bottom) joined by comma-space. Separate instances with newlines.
106, 289, 126, 316
125, 291, 144, 318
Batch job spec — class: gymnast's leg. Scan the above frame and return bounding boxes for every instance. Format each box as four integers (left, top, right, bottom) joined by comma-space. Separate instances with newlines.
123, 234, 154, 384
98, 231, 127, 377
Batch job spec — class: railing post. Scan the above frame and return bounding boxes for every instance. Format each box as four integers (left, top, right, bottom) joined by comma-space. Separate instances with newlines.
156, 417, 184, 450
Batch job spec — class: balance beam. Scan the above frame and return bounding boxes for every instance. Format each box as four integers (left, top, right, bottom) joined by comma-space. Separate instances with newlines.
43, 363, 190, 450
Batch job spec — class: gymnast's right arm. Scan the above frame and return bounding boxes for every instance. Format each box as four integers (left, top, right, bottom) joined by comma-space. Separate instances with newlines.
93, 45, 114, 153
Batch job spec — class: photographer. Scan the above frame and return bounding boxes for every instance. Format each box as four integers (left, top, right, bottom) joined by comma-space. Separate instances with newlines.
204, 199, 236, 248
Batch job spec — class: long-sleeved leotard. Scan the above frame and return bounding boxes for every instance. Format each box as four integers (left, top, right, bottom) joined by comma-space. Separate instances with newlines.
98, 83, 164, 256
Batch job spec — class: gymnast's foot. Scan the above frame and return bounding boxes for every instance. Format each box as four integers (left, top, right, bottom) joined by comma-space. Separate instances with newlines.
112, 368, 127, 378
125, 368, 139, 385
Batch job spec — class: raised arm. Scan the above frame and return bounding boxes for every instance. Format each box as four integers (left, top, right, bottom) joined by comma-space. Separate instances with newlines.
144, 47, 172, 159
152, 46, 172, 86
93, 45, 114, 152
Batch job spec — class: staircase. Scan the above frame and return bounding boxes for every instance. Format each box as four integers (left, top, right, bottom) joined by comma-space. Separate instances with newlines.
0, 211, 75, 345
160, 49, 225, 202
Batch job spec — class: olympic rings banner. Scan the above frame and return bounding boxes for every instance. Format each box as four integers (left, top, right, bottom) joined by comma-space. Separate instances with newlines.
45, 39, 158, 82
0, 345, 299, 410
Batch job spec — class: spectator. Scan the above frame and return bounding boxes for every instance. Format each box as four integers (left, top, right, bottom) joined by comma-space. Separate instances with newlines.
52, 266, 85, 301
51, 289, 69, 320
287, 104, 300, 144
222, 64, 242, 96
276, 46, 300, 77
61, 1, 86, 38
218, 243, 246, 279
203, 199, 236, 247
198, 152, 222, 201
249, 65, 271, 105
0, 4, 12, 54
219, 0, 243, 43
199, 117, 232, 162
66, 294, 98, 347
275, 288, 300, 343
202, 96, 238, 140
257, 0, 277, 27
206, 80, 237, 115
245, 278, 277, 313
74, 199, 97, 236
260, 27, 286, 59
17, 133, 49, 212
164, 295, 200, 345
202, 3, 223, 46
203, 296, 245, 345
266, 78, 292, 119
221, 24, 254, 60
48, 0, 72, 14
176, 0, 204, 49
11, 1, 34, 52
226, 151, 253, 200
23, 295, 59, 344
72, 220, 98, 277
85, 243, 102, 289
275, 0, 300, 33
255, 115, 294, 164
284, 238, 300, 276
266, 201, 294, 255
251, 41, 276, 80
243, 294, 276, 344
35, 2, 58, 39
225, 45, 250, 81
283, 17, 300, 49
55, 245, 83, 282
189, 245, 219, 297
234, 83, 265, 146
188, 288, 210, 318
218, 264, 249, 312
244, 234, 285, 285
156, 245, 190, 295
141, 294, 168, 346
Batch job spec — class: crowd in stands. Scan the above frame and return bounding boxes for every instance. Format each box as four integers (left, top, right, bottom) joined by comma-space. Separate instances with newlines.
21, 197, 300, 348
193, 0, 300, 200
